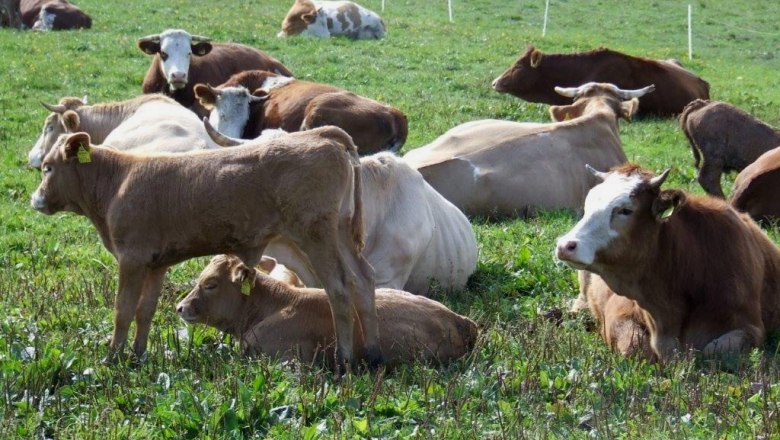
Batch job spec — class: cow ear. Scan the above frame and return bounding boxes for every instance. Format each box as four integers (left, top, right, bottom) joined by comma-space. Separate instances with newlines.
620, 98, 640, 122
230, 262, 256, 287
137, 39, 160, 55
192, 41, 213, 56
61, 132, 91, 161
194, 84, 216, 108
549, 103, 584, 122
652, 189, 685, 221
251, 89, 269, 103
530, 49, 543, 68
61, 110, 80, 131
257, 256, 278, 274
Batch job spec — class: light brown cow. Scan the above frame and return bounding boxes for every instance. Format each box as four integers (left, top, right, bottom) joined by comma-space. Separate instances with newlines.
30, 127, 381, 371
278, 0, 385, 39
679, 99, 780, 198
177, 255, 478, 368
556, 164, 780, 362
403, 82, 652, 218
194, 70, 408, 154
730, 146, 780, 223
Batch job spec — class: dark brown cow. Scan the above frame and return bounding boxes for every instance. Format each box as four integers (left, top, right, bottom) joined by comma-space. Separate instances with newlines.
0, 0, 22, 28
31, 0, 90, 30
138, 29, 293, 118
556, 164, 780, 362
730, 146, 780, 222
679, 99, 780, 198
194, 70, 408, 154
30, 127, 381, 371
492, 46, 710, 116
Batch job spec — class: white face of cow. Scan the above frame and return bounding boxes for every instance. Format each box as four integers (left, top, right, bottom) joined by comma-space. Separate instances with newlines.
138, 29, 213, 92
207, 87, 255, 139
555, 171, 645, 269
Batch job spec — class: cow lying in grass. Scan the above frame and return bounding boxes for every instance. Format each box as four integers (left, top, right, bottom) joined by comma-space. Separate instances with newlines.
30, 127, 380, 371
177, 255, 478, 368
278, 0, 385, 39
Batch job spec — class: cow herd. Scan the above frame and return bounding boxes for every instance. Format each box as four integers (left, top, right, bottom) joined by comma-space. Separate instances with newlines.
16, 0, 780, 371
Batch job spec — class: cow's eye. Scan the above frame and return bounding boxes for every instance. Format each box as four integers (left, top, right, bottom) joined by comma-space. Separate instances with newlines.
617, 207, 633, 216
160, 52, 169, 61
202, 282, 217, 291
42, 165, 52, 174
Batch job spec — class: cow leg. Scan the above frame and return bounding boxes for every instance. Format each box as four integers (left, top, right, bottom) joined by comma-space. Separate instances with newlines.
697, 160, 725, 198
650, 332, 681, 363
131, 266, 168, 360
106, 262, 146, 362
702, 329, 753, 356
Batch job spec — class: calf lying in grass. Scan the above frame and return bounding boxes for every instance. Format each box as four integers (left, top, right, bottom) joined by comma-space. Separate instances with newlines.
177, 255, 478, 368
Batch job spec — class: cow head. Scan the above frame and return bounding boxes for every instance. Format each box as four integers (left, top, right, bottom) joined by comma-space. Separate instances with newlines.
29, 97, 87, 168
555, 164, 678, 273
31, 132, 95, 216
492, 46, 544, 94
548, 82, 654, 122
138, 29, 213, 92
195, 84, 268, 138
278, 0, 320, 37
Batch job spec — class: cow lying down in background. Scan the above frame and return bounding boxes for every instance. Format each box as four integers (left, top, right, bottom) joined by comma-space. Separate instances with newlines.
278, 0, 385, 39
177, 255, 478, 368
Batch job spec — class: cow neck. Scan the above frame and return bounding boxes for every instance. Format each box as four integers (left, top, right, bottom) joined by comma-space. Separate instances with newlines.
76, 102, 145, 144
242, 272, 321, 332
577, 99, 620, 130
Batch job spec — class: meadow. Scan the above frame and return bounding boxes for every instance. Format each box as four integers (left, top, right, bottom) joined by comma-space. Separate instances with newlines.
1, 0, 780, 438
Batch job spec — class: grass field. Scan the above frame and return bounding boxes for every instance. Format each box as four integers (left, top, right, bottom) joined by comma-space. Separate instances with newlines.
2, 0, 780, 438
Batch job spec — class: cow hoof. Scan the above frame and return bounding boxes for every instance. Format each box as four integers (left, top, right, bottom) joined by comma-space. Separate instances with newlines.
363, 346, 383, 372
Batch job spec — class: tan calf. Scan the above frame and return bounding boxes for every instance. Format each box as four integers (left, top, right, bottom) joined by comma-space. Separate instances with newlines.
177, 255, 478, 368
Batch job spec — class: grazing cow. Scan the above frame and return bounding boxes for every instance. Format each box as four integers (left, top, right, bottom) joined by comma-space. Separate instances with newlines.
730, 146, 780, 223
27, 95, 219, 169
0, 0, 22, 29
138, 29, 293, 118
194, 70, 407, 154
30, 0, 90, 30
177, 255, 478, 368
679, 99, 780, 198
30, 127, 381, 371
278, 0, 385, 39
492, 46, 709, 116
555, 164, 780, 362
204, 123, 478, 295
574, 271, 653, 359
403, 82, 650, 218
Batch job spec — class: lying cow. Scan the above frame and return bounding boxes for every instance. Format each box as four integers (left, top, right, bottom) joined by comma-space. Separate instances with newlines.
278, 0, 385, 39
730, 146, 780, 223
492, 46, 709, 116
574, 271, 653, 359
556, 164, 780, 362
28, 95, 219, 169
195, 70, 407, 154
403, 82, 649, 218
31, 0, 90, 30
177, 255, 478, 368
679, 99, 780, 198
0, 0, 22, 29
138, 29, 293, 118
30, 127, 381, 371
204, 122, 478, 295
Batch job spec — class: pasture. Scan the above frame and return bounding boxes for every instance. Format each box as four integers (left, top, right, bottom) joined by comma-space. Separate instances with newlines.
1, 0, 780, 437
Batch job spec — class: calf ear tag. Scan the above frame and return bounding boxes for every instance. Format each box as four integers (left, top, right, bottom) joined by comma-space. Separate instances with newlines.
660, 204, 675, 219
77, 143, 91, 164
241, 278, 251, 295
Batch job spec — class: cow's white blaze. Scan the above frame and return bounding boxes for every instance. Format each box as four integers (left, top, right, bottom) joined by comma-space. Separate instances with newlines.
158, 30, 194, 91
33, 8, 55, 31
556, 172, 644, 267
208, 87, 253, 139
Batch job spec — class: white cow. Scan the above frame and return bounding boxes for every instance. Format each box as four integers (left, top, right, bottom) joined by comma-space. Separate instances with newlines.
278, 0, 385, 39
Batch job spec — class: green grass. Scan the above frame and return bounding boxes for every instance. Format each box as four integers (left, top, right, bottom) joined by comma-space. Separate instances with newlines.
2, 0, 780, 438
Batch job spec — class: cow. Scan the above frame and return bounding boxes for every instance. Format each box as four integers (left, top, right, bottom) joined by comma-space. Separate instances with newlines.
177, 255, 478, 368
30, 127, 381, 371
204, 121, 478, 296
679, 99, 780, 198
27, 94, 219, 169
574, 271, 653, 359
30, 0, 89, 30
555, 164, 780, 362
730, 146, 780, 223
492, 46, 709, 116
278, 0, 385, 39
403, 82, 651, 218
0, 0, 22, 29
138, 29, 293, 118
194, 70, 408, 154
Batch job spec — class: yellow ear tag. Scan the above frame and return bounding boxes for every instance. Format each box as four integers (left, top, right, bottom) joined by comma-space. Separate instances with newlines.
660, 205, 675, 219
564, 112, 572, 120
77, 144, 91, 164
241, 278, 251, 295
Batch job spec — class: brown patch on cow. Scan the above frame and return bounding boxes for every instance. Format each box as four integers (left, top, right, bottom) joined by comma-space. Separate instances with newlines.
336, 3, 361, 30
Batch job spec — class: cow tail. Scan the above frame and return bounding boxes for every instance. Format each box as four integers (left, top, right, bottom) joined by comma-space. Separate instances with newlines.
349, 150, 365, 253
679, 99, 708, 169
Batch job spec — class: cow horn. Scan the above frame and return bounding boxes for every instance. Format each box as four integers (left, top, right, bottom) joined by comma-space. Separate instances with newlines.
616, 84, 656, 100
586, 164, 610, 181
138, 34, 161, 43
203, 117, 247, 147
191, 35, 212, 43
41, 102, 67, 113
554, 86, 579, 98
649, 168, 671, 189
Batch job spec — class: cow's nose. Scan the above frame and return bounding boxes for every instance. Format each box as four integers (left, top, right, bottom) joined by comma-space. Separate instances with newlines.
564, 240, 577, 251
556, 240, 578, 260
176, 305, 184, 314
491, 78, 499, 89
170, 71, 186, 81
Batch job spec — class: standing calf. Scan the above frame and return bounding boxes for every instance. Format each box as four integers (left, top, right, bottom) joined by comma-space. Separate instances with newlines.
30, 127, 380, 370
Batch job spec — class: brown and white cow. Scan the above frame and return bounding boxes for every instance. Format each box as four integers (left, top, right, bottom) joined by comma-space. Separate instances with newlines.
177, 255, 478, 368
278, 0, 385, 39
555, 164, 780, 362
28, 95, 219, 168
204, 123, 478, 295
730, 146, 780, 223
30, 127, 381, 371
403, 82, 649, 218
195, 70, 408, 154
0, 0, 22, 29
492, 46, 709, 116
138, 29, 293, 118
679, 99, 780, 198
30, 0, 90, 30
